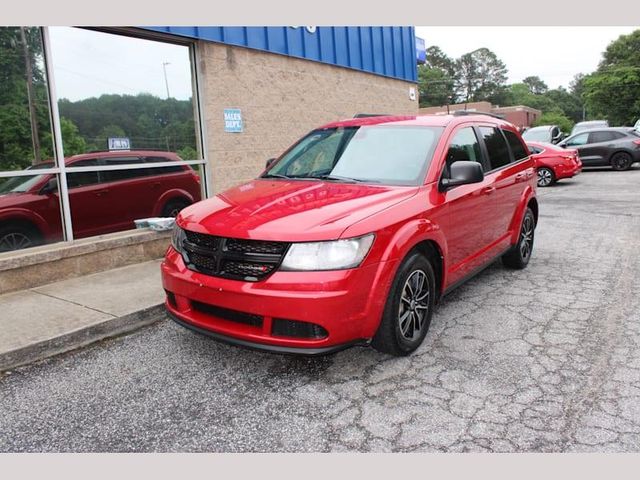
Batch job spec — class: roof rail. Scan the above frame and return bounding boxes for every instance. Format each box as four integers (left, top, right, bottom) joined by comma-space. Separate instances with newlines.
452, 111, 505, 120
353, 113, 391, 118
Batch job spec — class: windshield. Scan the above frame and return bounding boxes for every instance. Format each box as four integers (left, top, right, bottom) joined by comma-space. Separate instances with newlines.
522, 128, 550, 142
263, 126, 443, 185
0, 174, 48, 194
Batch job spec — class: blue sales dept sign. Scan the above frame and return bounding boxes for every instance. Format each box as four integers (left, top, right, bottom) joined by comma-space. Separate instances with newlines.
224, 108, 243, 133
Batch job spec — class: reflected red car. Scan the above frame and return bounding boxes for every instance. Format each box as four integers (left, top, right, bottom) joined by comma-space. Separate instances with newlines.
526, 141, 582, 187
0, 150, 201, 252
163, 114, 538, 356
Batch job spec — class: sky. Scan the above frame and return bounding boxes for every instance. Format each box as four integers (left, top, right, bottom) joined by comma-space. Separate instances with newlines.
415, 26, 639, 90
49, 27, 194, 101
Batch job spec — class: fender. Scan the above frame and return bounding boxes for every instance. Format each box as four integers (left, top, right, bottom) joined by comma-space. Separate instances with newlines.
152, 188, 196, 216
359, 218, 448, 338
508, 185, 537, 245
0, 207, 58, 240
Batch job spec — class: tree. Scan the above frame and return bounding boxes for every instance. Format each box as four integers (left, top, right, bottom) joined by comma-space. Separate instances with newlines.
425, 46, 456, 75
583, 67, 640, 126
417, 65, 455, 107
583, 29, 640, 126
600, 30, 640, 70
455, 48, 508, 104
544, 87, 584, 123
522, 76, 548, 95
533, 112, 574, 135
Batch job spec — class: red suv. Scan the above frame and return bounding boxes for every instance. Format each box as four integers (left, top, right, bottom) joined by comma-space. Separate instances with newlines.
163, 114, 538, 356
0, 151, 201, 252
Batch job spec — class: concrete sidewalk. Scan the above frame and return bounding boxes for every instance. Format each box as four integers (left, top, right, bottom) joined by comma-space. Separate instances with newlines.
0, 260, 166, 371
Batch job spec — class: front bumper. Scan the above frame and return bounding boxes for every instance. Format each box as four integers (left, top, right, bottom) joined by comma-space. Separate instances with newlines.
161, 247, 397, 352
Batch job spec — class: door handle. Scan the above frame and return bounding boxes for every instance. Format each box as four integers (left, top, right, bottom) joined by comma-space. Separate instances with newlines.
482, 186, 496, 195
515, 173, 527, 181
95, 189, 110, 197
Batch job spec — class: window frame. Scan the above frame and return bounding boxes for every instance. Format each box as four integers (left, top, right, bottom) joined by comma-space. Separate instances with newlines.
476, 125, 514, 173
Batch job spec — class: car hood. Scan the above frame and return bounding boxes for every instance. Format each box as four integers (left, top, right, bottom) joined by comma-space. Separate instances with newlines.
178, 179, 419, 241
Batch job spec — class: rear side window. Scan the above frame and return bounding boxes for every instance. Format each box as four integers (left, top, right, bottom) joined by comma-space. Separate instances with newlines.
503, 130, 529, 161
479, 127, 511, 170
445, 127, 484, 173
588, 131, 617, 143
100, 157, 146, 182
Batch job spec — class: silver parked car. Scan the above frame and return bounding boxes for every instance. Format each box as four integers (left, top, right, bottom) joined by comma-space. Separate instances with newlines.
570, 120, 609, 136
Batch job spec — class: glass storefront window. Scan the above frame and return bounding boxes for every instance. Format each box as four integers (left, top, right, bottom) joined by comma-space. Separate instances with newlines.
0, 27, 208, 254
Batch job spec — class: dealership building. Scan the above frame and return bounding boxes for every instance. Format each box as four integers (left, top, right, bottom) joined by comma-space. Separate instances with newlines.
0, 26, 421, 292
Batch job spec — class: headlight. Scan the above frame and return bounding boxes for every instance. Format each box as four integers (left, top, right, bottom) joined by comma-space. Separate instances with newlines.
171, 224, 186, 253
280, 234, 374, 271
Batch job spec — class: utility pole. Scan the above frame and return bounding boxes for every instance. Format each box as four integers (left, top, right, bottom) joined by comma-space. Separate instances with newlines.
162, 62, 171, 99
20, 27, 41, 165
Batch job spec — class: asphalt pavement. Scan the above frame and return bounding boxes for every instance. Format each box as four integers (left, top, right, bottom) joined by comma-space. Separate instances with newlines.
1, 166, 639, 452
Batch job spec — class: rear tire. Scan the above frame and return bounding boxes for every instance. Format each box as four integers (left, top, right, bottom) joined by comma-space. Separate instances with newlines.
161, 198, 191, 217
537, 167, 555, 187
502, 208, 535, 270
610, 152, 633, 171
0, 223, 42, 253
371, 252, 436, 356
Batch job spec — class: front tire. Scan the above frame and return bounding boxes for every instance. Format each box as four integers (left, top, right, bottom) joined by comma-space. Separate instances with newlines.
502, 208, 535, 270
372, 252, 436, 356
0, 223, 41, 253
537, 167, 555, 187
610, 152, 633, 171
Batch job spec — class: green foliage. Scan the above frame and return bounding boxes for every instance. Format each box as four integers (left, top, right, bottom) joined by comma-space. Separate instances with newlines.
533, 112, 574, 134
600, 30, 640, 70
581, 29, 640, 126
0, 27, 54, 170
177, 146, 198, 160
418, 65, 455, 107
583, 67, 640, 126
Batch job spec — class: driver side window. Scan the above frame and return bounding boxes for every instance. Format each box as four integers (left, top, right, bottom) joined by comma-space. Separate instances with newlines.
444, 127, 483, 176
566, 133, 589, 147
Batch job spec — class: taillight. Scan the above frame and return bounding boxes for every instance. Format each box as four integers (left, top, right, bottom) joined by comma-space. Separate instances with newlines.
633, 139, 640, 146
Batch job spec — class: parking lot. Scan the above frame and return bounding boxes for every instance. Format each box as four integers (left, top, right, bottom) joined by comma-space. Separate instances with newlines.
1, 167, 639, 452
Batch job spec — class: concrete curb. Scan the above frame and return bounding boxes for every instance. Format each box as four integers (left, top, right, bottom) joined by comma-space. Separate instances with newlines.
0, 304, 166, 372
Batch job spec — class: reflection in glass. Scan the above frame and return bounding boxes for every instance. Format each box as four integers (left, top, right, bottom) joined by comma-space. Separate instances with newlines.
0, 173, 64, 252
49, 27, 199, 160
0, 27, 55, 171
64, 156, 202, 238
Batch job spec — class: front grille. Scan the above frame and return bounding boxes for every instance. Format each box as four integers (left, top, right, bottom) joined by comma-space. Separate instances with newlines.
181, 231, 289, 281
192, 301, 263, 327
272, 318, 328, 339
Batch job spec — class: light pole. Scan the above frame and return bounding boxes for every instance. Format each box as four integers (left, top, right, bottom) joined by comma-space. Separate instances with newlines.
162, 61, 171, 99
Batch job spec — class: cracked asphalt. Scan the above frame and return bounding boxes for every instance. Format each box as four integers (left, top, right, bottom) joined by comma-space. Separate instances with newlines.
1, 167, 640, 452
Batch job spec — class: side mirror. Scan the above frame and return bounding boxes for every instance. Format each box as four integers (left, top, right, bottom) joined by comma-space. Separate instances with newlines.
265, 158, 276, 169
440, 161, 484, 190
40, 177, 58, 195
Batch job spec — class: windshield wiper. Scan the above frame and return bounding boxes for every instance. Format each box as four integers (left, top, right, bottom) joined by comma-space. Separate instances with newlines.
310, 174, 379, 184
261, 173, 292, 179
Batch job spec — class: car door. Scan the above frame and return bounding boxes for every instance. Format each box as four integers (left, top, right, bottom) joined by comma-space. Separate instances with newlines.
563, 132, 592, 164
64, 158, 110, 238
97, 156, 152, 231
584, 130, 619, 165
439, 125, 499, 285
477, 126, 533, 251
